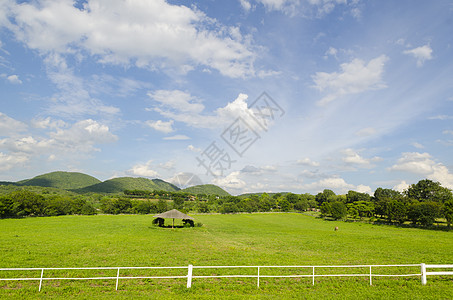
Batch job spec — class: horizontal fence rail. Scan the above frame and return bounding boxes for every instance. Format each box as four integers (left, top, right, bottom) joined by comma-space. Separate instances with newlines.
0, 263, 451, 291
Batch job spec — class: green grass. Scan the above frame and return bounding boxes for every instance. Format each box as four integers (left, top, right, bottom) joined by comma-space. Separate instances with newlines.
1, 213, 452, 299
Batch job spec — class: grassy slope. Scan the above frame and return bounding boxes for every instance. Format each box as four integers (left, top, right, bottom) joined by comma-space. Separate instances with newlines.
181, 184, 230, 196
0, 214, 452, 299
73, 177, 180, 193
18, 171, 101, 190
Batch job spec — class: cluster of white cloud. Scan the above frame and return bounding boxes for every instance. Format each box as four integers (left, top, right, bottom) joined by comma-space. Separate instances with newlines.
127, 160, 160, 178
148, 91, 264, 135
312, 55, 388, 105
390, 152, 453, 189
341, 148, 381, 169
403, 44, 433, 67
3, 0, 255, 78
239, 0, 361, 17
0, 113, 117, 171
1, 73, 22, 84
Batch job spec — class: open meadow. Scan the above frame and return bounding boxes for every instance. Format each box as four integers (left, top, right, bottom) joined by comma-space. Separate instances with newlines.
1, 213, 452, 299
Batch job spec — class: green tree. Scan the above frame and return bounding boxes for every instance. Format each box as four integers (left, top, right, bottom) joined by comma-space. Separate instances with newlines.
285, 193, 300, 204
406, 179, 453, 203
173, 197, 184, 210
278, 197, 293, 212
330, 202, 347, 220
346, 191, 371, 203
373, 188, 401, 202
443, 200, 453, 227
0, 196, 14, 218
315, 189, 336, 206
156, 199, 168, 213
11, 190, 46, 217
408, 202, 442, 226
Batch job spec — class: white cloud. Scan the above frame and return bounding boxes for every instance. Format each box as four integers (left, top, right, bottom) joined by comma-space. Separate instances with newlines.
0, 152, 29, 172
128, 160, 159, 178
0, 112, 28, 136
312, 55, 388, 105
163, 135, 190, 140
304, 176, 355, 194
187, 145, 201, 153
44, 54, 120, 117
240, 0, 253, 11
241, 0, 359, 17
146, 120, 174, 134
411, 142, 424, 149
11, 119, 116, 154
148, 90, 204, 114
6, 0, 255, 78
390, 152, 453, 189
254, 0, 300, 14
403, 44, 433, 67
152, 91, 263, 132
31, 117, 66, 130
443, 130, 453, 135
429, 115, 453, 120
158, 160, 175, 170
390, 152, 435, 174
50, 119, 118, 147
211, 171, 246, 191
393, 180, 410, 193
241, 165, 277, 175
355, 127, 376, 137
257, 69, 282, 78
341, 148, 381, 168
297, 157, 320, 167
0, 118, 118, 171
356, 184, 372, 195
6, 74, 22, 84
324, 46, 338, 59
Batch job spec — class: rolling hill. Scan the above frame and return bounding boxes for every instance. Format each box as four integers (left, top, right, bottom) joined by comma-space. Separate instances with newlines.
18, 171, 101, 190
1, 171, 230, 196
181, 184, 230, 196
74, 177, 180, 194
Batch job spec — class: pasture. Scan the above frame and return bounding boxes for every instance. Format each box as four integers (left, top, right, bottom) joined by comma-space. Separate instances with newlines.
0, 213, 452, 299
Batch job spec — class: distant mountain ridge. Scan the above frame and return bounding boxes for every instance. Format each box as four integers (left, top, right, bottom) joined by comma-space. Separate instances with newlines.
181, 184, 230, 196
73, 177, 180, 193
0, 171, 229, 196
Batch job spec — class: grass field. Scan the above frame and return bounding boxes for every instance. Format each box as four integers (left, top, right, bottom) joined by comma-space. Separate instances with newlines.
1, 213, 452, 299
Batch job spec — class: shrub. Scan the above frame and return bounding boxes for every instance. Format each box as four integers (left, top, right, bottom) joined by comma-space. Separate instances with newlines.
182, 219, 194, 227
152, 217, 164, 227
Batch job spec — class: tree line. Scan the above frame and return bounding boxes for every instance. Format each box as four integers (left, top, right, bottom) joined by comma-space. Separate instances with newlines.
1, 179, 452, 228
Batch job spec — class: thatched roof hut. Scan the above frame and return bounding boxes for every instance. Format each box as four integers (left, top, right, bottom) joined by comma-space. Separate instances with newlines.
153, 209, 193, 220
153, 209, 193, 228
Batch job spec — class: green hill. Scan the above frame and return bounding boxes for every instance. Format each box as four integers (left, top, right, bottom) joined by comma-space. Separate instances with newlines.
75, 177, 179, 194
181, 184, 230, 196
18, 171, 101, 190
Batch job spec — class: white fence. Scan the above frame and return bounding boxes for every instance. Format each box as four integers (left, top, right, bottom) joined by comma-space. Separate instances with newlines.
0, 263, 452, 291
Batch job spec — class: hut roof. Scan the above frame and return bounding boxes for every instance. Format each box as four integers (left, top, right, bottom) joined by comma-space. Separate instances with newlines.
153, 209, 194, 220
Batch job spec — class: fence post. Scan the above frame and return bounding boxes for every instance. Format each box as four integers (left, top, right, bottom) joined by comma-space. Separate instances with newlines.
116, 267, 120, 291
312, 266, 315, 286
38, 268, 44, 291
369, 266, 372, 286
257, 267, 260, 288
187, 264, 193, 288
421, 263, 427, 285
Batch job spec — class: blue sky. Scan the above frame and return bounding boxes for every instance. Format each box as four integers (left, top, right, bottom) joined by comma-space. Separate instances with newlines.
1, 0, 453, 195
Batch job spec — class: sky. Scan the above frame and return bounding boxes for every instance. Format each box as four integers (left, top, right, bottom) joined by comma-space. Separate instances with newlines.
1, 0, 453, 195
